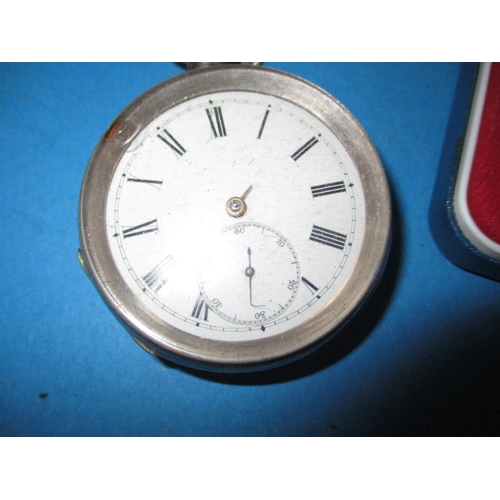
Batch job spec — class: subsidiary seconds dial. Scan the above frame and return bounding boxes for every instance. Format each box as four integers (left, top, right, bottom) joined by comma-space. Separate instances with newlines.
199, 223, 301, 326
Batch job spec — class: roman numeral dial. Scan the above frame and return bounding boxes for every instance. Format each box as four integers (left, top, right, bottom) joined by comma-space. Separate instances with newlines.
102, 89, 373, 348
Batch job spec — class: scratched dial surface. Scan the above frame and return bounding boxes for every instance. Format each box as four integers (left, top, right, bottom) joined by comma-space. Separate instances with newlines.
105, 90, 366, 342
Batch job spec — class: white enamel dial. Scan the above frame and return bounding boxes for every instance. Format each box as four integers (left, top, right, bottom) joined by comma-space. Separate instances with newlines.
105, 91, 365, 342
80, 65, 391, 370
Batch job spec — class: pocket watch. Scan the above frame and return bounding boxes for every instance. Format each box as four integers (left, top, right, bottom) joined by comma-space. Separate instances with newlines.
78, 63, 391, 372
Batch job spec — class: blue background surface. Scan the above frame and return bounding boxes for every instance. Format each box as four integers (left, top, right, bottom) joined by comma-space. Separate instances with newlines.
1, 62, 499, 436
